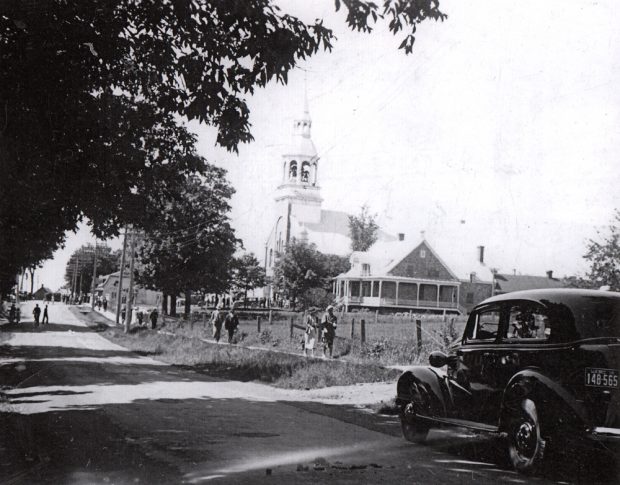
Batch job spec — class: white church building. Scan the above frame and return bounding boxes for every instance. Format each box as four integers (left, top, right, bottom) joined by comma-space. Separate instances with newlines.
264, 96, 395, 296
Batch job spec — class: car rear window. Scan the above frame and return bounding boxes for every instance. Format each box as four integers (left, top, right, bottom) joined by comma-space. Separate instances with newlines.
544, 295, 620, 340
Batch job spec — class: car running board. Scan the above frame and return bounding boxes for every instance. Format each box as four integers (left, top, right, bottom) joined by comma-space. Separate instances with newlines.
419, 415, 503, 435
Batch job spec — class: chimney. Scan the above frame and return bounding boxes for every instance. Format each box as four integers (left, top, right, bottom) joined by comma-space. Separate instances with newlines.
477, 245, 485, 264
398, 233, 405, 241
546, 270, 553, 279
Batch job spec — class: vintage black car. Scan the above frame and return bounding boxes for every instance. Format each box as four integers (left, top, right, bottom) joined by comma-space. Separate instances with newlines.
396, 289, 620, 474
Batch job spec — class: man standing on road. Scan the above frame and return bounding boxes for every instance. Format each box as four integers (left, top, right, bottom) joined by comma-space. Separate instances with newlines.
224, 305, 239, 344
32, 304, 41, 327
42, 304, 49, 325
321, 305, 338, 359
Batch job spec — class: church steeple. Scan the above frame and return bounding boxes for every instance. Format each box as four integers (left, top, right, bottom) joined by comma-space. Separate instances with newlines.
275, 86, 323, 226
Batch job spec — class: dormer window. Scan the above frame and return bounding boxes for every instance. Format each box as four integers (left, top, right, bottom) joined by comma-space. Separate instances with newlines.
362, 263, 371, 276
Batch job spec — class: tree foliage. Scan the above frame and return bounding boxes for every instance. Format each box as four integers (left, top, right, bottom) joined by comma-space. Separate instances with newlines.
64, 244, 122, 296
273, 239, 350, 308
583, 210, 620, 291
0, 0, 445, 291
349, 204, 379, 252
137, 169, 239, 316
232, 253, 266, 305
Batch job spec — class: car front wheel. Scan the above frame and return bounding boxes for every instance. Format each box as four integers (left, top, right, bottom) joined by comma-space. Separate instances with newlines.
507, 398, 546, 474
400, 401, 431, 444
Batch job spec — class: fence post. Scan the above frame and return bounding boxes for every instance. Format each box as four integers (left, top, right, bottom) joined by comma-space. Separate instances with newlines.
409, 310, 412, 321
257, 315, 261, 333
361, 319, 366, 344
374, 310, 378, 325
290, 316, 294, 340
269, 309, 273, 325
202, 312, 206, 328
190, 313, 194, 331
416, 318, 422, 353
351, 318, 355, 338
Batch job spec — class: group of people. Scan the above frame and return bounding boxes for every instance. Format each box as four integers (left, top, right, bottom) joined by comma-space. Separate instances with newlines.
32, 303, 49, 326
303, 305, 338, 358
209, 303, 239, 343
95, 297, 109, 312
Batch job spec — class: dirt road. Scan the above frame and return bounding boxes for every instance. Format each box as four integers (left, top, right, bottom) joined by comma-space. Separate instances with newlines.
0, 301, 615, 484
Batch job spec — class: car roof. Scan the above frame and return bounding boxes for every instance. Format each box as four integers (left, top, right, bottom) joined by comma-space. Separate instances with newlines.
479, 288, 620, 307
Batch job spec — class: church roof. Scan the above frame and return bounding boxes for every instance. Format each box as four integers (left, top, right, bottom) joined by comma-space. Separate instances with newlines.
304, 210, 350, 236
283, 134, 317, 158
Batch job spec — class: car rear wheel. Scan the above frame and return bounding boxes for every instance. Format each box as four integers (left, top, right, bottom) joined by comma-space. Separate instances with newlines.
400, 401, 431, 444
507, 398, 546, 474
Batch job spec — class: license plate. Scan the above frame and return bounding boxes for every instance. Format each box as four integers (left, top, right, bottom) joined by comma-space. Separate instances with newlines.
585, 368, 619, 388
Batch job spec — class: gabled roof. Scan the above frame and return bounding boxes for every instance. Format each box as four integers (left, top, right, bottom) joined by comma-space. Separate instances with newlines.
34, 286, 53, 294
494, 273, 565, 293
341, 239, 458, 280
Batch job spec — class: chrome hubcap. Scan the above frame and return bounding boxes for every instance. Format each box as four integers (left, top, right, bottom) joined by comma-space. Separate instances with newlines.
515, 422, 535, 455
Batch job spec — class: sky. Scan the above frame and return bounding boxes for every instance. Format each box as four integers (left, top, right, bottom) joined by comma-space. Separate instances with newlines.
36, 0, 620, 291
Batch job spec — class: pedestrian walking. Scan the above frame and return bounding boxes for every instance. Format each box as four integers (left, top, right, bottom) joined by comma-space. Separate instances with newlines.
210, 302, 225, 342
224, 304, 239, 344
33, 304, 41, 327
321, 305, 338, 359
121, 306, 126, 323
136, 308, 144, 326
8, 303, 17, 324
102, 298, 108, 312
303, 307, 319, 357
42, 304, 49, 324
149, 308, 159, 329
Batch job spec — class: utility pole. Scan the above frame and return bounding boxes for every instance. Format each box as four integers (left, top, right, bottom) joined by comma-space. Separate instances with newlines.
116, 226, 129, 325
72, 250, 80, 302
125, 228, 137, 333
91, 240, 98, 308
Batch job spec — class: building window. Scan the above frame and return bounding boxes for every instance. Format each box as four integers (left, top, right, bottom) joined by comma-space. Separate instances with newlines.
289, 161, 297, 180
420, 249, 426, 258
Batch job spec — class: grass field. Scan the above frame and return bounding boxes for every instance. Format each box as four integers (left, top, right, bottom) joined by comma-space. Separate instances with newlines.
100, 308, 468, 390
160, 310, 468, 367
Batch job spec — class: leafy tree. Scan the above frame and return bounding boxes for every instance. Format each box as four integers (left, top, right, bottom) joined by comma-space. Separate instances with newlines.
65, 244, 122, 297
273, 239, 327, 308
232, 253, 266, 308
137, 169, 239, 317
322, 253, 351, 280
583, 210, 620, 291
349, 204, 379, 251
0, 1, 446, 291
299, 287, 335, 311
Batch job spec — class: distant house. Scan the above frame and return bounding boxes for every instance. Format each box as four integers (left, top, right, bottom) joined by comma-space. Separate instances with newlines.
333, 238, 565, 315
33, 285, 53, 301
97, 271, 161, 310
333, 237, 461, 314
493, 271, 565, 294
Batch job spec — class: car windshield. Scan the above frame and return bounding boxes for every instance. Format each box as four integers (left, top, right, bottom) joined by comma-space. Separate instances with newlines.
543, 295, 620, 340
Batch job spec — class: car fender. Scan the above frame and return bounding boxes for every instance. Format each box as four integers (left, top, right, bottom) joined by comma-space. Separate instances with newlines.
499, 368, 588, 436
396, 367, 448, 418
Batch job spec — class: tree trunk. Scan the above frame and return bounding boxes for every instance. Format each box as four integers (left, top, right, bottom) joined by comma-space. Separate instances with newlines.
184, 290, 191, 317
170, 294, 177, 316
162, 292, 168, 315
29, 268, 35, 295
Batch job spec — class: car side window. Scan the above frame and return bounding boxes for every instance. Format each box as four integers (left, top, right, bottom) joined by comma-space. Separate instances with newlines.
506, 304, 549, 340
470, 308, 500, 341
